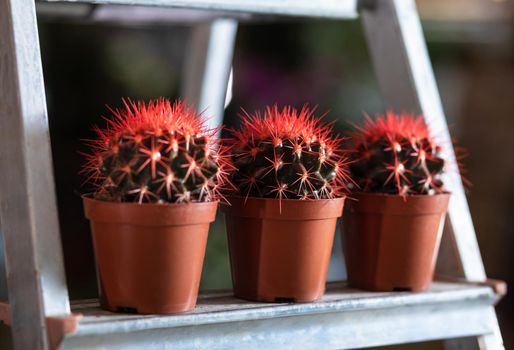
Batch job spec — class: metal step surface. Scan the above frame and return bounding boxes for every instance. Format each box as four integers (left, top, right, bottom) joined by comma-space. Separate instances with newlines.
37, 0, 358, 19
61, 281, 498, 349
36, 3, 254, 24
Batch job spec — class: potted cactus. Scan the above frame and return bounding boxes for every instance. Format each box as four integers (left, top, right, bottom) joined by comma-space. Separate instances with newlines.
222, 105, 351, 302
343, 112, 450, 292
81, 98, 231, 314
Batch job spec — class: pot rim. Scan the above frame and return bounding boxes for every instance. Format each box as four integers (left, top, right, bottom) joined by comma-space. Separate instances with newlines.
223, 195, 346, 204
221, 195, 346, 220
82, 195, 219, 226
350, 191, 451, 198
82, 194, 219, 207
349, 192, 450, 215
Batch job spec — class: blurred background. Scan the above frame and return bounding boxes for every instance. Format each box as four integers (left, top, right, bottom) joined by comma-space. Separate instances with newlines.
0, 0, 513, 348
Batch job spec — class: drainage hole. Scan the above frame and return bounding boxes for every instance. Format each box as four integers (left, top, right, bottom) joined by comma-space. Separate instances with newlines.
116, 306, 138, 313
274, 297, 296, 303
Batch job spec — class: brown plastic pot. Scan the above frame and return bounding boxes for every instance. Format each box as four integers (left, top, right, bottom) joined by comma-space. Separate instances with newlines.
82, 197, 217, 314
222, 196, 345, 303
343, 193, 450, 292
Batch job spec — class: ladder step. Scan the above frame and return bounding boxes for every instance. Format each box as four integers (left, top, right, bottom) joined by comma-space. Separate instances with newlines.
38, 0, 359, 19
61, 282, 498, 349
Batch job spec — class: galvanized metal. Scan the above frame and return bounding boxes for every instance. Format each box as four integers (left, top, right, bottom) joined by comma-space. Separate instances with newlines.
60, 282, 498, 349
0, 0, 71, 349
39, 0, 359, 19
181, 18, 238, 130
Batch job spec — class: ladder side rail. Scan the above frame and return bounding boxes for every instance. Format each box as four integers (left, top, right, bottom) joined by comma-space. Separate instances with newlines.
0, 0, 71, 349
0, 224, 8, 301
359, 1, 503, 349
181, 18, 238, 130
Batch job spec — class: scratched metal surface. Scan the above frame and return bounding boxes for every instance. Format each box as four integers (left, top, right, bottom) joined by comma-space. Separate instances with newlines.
60, 282, 498, 349
69, 282, 494, 334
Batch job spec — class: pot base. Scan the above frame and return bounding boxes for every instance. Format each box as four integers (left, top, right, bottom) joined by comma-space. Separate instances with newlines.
234, 292, 324, 303
347, 281, 431, 293
100, 301, 196, 315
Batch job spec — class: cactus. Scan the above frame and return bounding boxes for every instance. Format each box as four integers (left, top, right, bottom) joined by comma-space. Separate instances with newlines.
348, 112, 445, 195
82, 98, 232, 203
228, 105, 351, 203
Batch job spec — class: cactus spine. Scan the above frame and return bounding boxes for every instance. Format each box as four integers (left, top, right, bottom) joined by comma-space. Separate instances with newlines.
348, 112, 445, 195
228, 105, 351, 202
82, 98, 231, 203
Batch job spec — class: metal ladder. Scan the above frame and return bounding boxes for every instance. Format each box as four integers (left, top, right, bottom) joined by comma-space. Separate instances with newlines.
0, 0, 505, 349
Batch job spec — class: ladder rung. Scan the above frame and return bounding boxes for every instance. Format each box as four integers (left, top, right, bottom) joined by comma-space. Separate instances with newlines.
38, 0, 359, 19
59, 282, 498, 349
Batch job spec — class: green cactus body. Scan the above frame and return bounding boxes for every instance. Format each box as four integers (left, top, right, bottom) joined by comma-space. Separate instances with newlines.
229, 105, 351, 201
349, 112, 445, 195
83, 99, 231, 203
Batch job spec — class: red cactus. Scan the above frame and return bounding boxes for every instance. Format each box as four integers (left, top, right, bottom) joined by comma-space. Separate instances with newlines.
82, 98, 232, 203
228, 104, 351, 204
348, 111, 445, 195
